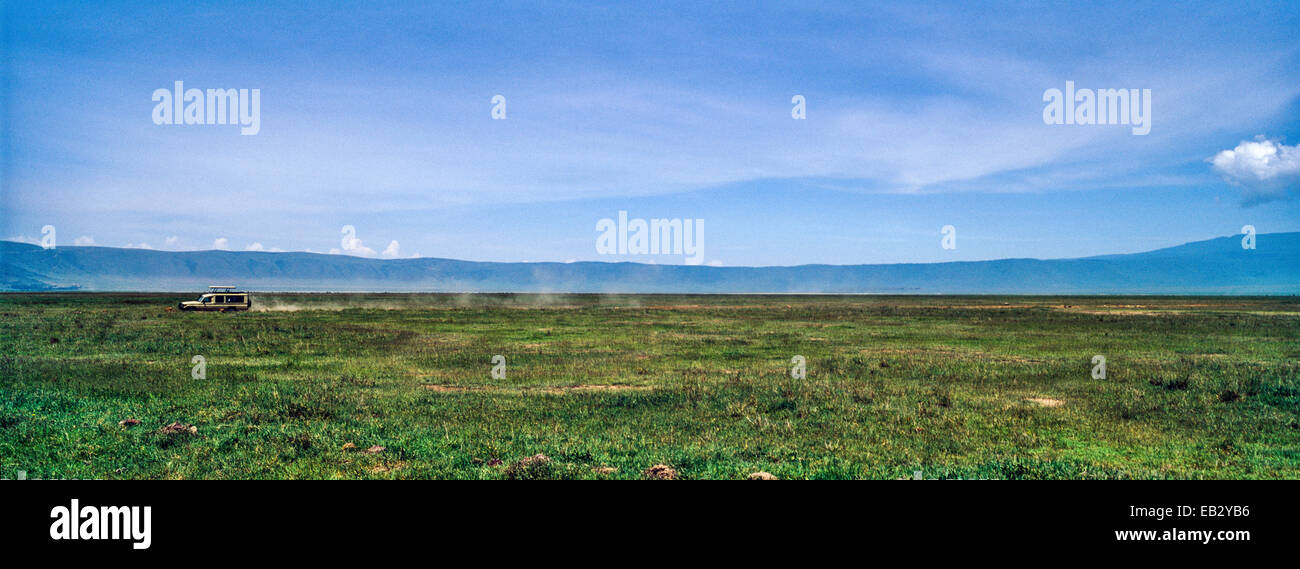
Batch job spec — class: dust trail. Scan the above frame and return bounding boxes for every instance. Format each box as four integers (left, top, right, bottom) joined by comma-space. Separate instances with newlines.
246, 293, 599, 312
250, 300, 319, 312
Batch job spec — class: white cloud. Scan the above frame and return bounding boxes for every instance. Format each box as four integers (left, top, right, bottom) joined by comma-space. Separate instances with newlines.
124, 242, 153, 249
1210, 136, 1300, 204
165, 236, 180, 246
381, 240, 400, 258
245, 242, 265, 251
212, 237, 229, 250
331, 226, 380, 256
74, 235, 95, 246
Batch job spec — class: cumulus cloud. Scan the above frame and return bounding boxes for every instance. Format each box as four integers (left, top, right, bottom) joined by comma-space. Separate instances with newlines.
74, 235, 95, 246
212, 237, 229, 250
381, 240, 401, 258
165, 236, 180, 246
330, 225, 380, 256
245, 242, 265, 251
1210, 136, 1300, 204
124, 242, 153, 249
329, 245, 376, 255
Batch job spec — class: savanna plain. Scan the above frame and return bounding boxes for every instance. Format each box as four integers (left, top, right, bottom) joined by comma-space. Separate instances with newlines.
1, 293, 1297, 479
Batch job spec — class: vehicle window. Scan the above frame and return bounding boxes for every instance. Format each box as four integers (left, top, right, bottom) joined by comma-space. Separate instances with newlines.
216, 296, 226, 303
232, 296, 245, 303
202, 296, 212, 303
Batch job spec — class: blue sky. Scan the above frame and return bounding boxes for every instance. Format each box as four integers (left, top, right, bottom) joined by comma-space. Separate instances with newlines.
3, 1, 1299, 266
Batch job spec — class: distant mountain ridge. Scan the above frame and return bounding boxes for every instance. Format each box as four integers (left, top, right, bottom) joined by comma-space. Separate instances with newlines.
2, 233, 1298, 294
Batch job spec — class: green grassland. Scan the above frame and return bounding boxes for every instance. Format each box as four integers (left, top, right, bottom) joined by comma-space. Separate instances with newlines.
1, 293, 1297, 479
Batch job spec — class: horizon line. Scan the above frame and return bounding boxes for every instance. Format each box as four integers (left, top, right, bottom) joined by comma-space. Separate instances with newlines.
2, 231, 1288, 269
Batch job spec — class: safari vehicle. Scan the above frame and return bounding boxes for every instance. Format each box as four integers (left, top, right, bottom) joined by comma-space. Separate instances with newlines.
178, 286, 252, 312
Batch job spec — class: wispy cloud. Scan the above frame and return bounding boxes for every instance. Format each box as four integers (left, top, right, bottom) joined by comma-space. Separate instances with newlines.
4, 2, 1299, 264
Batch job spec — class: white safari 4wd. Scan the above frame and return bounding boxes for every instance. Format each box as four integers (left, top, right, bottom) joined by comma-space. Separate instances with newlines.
178, 285, 252, 312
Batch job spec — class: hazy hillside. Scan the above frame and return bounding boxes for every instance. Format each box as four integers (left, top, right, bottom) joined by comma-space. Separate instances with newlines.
2, 233, 1298, 294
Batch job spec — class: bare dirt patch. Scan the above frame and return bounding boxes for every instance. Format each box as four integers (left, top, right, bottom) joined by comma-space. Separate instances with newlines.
532, 384, 653, 394
422, 384, 483, 393
1026, 397, 1065, 408
643, 464, 678, 480
159, 422, 198, 434
422, 384, 652, 394
505, 454, 552, 480
370, 461, 407, 474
